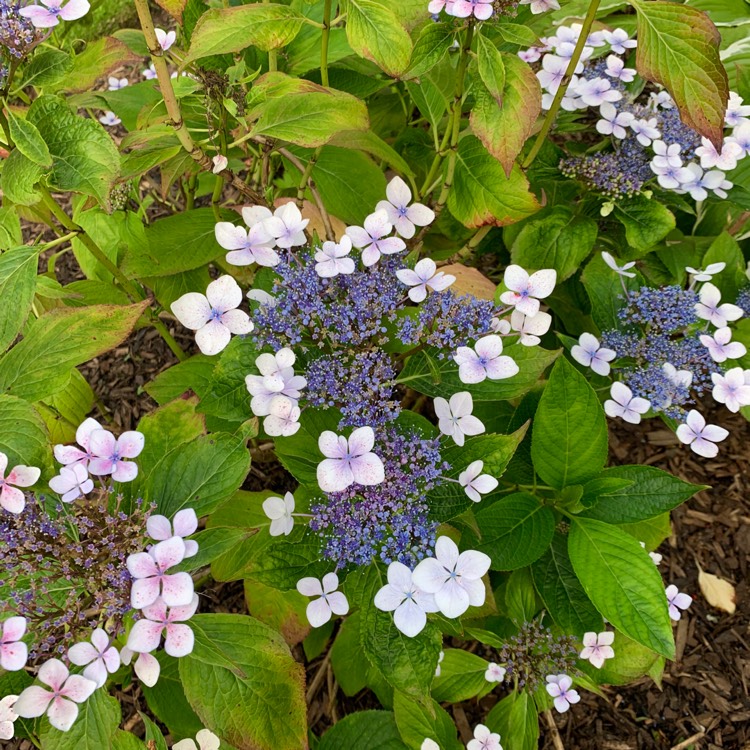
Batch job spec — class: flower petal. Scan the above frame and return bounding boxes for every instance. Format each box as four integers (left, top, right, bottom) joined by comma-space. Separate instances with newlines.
171, 293, 211, 330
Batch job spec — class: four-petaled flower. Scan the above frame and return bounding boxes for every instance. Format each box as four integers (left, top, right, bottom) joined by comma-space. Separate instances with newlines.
315, 236, 355, 278
173, 729, 221, 750
695, 138, 743, 171
262, 492, 295, 536
215, 219, 279, 268
510, 310, 551, 346
571, 332, 616, 376
396, 258, 455, 303
147, 509, 199, 558
694, 282, 744, 327
467, 724, 503, 750
345, 210, 406, 267
0, 452, 40, 514
212, 155, 227, 174
485, 663, 507, 683
500, 265, 556, 317
665, 584, 692, 621
127, 536, 194, 609
434, 391, 485, 447
459, 460, 498, 503
450, 0, 494, 20
171, 275, 254, 356
54, 417, 101, 468
604, 382, 650, 424
375, 177, 435, 239
596, 102, 634, 139
19, 0, 89, 28
87, 429, 144, 482
99, 111, 121, 127
699, 326, 746, 363
127, 595, 199, 657
264, 396, 302, 437
629, 117, 660, 146
604, 28, 636, 54
296, 573, 349, 627
579, 631, 615, 669
454, 335, 519, 384
411, 536, 491, 619
0, 617, 28, 672
675, 410, 728, 458
374, 561, 439, 637
67, 628, 121, 688
711, 368, 750, 413
686, 262, 725, 283
604, 55, 635, 82
316, 426, 385, 493
546, 674, 580, 713
48, 463, 93, 504
13, 659, 96, 732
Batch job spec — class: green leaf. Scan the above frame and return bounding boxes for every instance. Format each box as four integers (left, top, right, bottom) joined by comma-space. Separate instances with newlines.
476, 33, 506, 101
342, 0, 413, 77
62, 37, 140, 94
141, 653, 204, 740
447, 136, 541, 228
185, 3, 305, 61
582, 465, 704, 524
145, 355, 215, 404
39, 369, 95, 445
247, 72, 369, 148
581, 632, 663, 686
0, 246, 38, 354
7, 109, 51, 167
474, 493, 555, 570
569, 517, 675, 658
702, 231, 746, 300
431, 648, 489, 702
400, 344, 560, 402
140, 715, 168, 750
355, 565, 442, 702
630, 0, 729, 147
0, 206, 22, 248
180, 614, 307, 750
122, 208, 229, 278
393, 692, 462, 750
531, 532, 603, 634
428, 428, 527, 521
405, 22, 455, 79
613, 194, 676, 252
581, 252, 641, 332
0, 148, 42, 205
0, 395, 52, 478
470, 51, 541, 176
504, 566, 538, 623
331, 613, 371, 696
328, 129, 415, 178
144, 432, 250, 517
198, 336, 257, 423
318, 711, 408, 750
244, 578, 311, 646
0, 302, 147, 402
27, 95, 120, 207
19, 47, 72, 89
39, 689, 120, 750
495, 22, 539, 46
531, 357, 608, 489
510, 206, 597, 282
485, 691, 539, 750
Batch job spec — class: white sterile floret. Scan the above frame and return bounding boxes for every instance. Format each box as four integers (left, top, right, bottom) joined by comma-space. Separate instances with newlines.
601, 251, 636, 278
453, 335, 519, 384
579, 631, 615, 669
604, 28, 636, 54
467, 724, 503, 750
576, 77, 622, 107
604, 382, 650, 424
519, 0, 560, 14
345, 210, 406, 267
262, 492, 295, 536
711, 368, 750, 413
500, 265, 557, 317
171, 276, 253, 356
571, 333, 616, 376
652, 141, 683, 168
375, 177, 435, 239
727, 121, 750, 157
434, 391, 485, 447
510, 310, 551, 346
675, 410, 728, 458
485, 663, 506, 682
604, 55, 635, 82
373, 561, 439, 637
316, 426, 385, 493
296, 573, 349, 627
459, 460, 498, 502
411, 536, 491, 619
629, 117, 661, 146
314, 236, 355, 278
215, 217, 279, 268
421, 740, 440, 750
695, 283, 744, 327
263, 395, 302, 437
596, 102, 634, 139
675, 164, 730, 202
695, 137, 743, 171
536, 54, 568, 94
725, 91, 750, 127
396, 258, 455, 303
699, 326, 746, 363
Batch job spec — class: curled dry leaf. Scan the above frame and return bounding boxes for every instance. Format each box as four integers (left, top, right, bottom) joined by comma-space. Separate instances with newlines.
441, 264, 496, 301
698, 569, 737, 615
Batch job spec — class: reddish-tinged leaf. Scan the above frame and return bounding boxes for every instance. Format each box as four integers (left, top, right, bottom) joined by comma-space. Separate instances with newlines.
631, 0, 728, 148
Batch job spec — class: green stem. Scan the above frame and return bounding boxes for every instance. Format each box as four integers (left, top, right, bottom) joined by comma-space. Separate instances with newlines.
321, 0, 333, 87
522, 0, 601, 168
264, 0, 278, 71
296, 147, 321, 207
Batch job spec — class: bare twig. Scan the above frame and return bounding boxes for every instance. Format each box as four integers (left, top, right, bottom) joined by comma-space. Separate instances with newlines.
543, 710, 566, 750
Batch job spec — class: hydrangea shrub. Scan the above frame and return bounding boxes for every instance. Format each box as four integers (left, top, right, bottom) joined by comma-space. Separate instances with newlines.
0, 0, 747, 747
